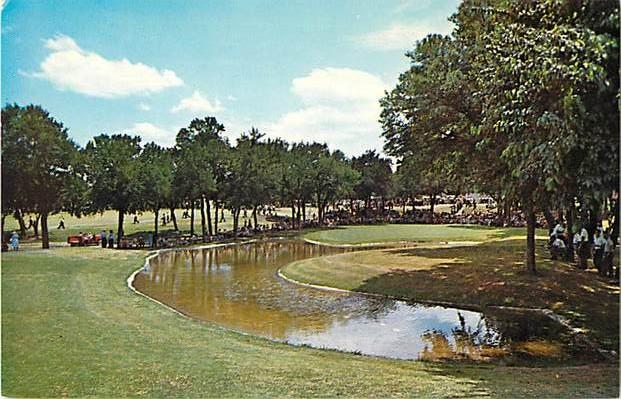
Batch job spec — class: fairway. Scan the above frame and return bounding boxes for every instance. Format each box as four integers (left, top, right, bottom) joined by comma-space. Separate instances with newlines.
2, 245, 619, 398
303, 224, 536, 245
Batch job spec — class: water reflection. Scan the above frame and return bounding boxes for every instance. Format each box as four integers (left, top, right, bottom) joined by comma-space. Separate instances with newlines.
133, 240, 576, 361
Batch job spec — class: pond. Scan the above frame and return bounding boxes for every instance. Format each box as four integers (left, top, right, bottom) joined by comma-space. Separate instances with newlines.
132, 239, 592, 362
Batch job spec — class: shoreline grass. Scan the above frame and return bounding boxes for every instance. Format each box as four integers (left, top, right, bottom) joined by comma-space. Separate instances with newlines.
2, 233, 619, 397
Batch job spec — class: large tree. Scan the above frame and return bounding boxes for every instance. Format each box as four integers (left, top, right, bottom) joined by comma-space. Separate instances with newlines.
381, 0, 619, 273
140, 143, 174, 242
175, 117, 228, 239
84, 134, 144, 242
455, 0, 619, 272
1, 104, 82, 248
351, 150, 393, 212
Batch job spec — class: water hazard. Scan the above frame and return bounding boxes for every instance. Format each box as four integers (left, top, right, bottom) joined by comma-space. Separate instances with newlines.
132, 240, 589, 362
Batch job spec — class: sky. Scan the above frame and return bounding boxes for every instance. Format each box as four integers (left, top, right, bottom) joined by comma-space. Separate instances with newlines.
2, 0, 459, 156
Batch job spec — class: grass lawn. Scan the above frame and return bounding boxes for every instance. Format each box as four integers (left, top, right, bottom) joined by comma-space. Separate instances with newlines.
3, 208, 285, 244
303, 224, 544, 246
2, 246, 619, 397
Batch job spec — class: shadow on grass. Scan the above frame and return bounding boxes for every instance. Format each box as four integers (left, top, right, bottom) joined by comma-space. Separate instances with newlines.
353, 240, 619, 354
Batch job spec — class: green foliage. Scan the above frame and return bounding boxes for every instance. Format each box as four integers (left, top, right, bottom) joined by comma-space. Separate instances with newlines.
1, 104, 83, 247
84, 134, 144, 215
351, 150, 392, 202
380, 0, 619, 271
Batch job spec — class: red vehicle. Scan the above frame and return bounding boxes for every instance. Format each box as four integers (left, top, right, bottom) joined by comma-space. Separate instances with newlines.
67, 233, 101, 247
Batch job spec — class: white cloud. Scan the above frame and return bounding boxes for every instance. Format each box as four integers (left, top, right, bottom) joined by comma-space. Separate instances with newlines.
170, 90, 223, 115
262, 67, 388, 156
292, 67, 386, 104
124, 122, 176, 147
357, 21, 453, 51
137, 102, 151, 111
30, 34, 183, 98
227, 95, 238, 101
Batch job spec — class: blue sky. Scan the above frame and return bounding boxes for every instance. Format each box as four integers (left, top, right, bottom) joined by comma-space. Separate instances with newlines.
2, 0, 459, 156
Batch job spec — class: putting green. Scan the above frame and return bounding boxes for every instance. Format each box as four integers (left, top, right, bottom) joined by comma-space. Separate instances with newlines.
303, 224, 533, 246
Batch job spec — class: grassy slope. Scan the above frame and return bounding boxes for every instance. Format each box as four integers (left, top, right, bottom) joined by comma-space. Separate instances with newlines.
303, 224, 543, 245
2, 247, 618, 398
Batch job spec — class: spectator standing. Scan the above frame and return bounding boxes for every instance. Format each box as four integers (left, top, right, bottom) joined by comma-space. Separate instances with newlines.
577, 225, 590, 269
108, 230, 115, 249
603, 233, 616, 278
572, 230, 581, 263
10, 231, 19, 251
100, 230, 107, 248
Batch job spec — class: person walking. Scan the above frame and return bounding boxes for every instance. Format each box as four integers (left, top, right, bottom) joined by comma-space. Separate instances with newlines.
100, 230, 107, 248
108, 230, 115, 249
10, 231, 19, 251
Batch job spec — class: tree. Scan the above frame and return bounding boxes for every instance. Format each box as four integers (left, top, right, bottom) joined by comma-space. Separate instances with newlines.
351, 150, 393, 212
175, 117, 227, 239
454, 0, 619, 272
84, 134, 144, 242
1, 104, 82, 248
140, 143, 174, 242
381, 0, 619, 273
307, 147, 359, 224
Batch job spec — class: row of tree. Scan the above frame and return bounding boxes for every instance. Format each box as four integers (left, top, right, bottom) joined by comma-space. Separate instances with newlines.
2, 105, 398, 248
380, 0, 620, 272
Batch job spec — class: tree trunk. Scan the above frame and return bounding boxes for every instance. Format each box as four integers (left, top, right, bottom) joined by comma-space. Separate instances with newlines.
252, 205, 258, 229
566, 198, 575, 254
117, 210, 125, 244
154, 208, 159, 244
214, 200, 219, 234
291, 203, 296, 228
41, 212, 49, 249
504, 200, 511, 224
200, 196, 207, 242
525, 201, 537, 274
233, 208, 240, 237
302, 202, 306, 223
206, 199, 213, 237
430, 193, 436, 221
1, 214, 5, 242
296, 201, 301, 228
170, 207, 178, 231
190, 203, 195, 236
14, 209, 27, 237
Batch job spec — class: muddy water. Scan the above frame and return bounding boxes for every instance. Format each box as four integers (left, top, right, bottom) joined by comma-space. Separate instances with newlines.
132, 240, 580, 361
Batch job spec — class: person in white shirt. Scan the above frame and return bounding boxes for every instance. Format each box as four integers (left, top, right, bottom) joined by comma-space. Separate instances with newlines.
550, 221, 565, 247
576, 224, 590, 269
551, 237, 566, 260
603, 233, 616, 278
572, 231, 581, 263
552, 222, 565, 238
